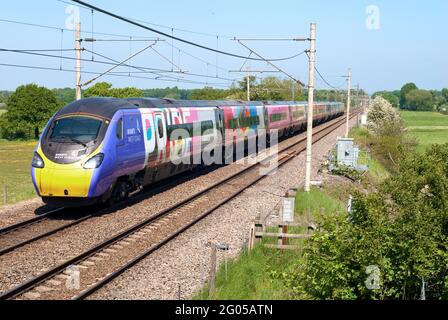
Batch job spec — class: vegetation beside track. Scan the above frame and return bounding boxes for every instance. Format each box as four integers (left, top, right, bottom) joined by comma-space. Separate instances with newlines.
198, 141, 448, 300
197, 98, 448, 300
195, 188, 345, 300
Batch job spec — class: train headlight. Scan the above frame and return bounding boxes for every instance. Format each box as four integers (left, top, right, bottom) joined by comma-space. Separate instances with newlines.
32, 152, 45, 168
83, 153, 104, 169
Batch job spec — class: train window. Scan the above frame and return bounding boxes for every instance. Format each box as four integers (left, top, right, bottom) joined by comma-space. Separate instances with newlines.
269, 113, 287, 123
239, 116, 260, 127
50, 116, 103, 143
157, 118, 164, 138
201, 120, 214, 134
293, 110, 305, 118
167, 123, 194, 139
227, 118, 239, 129
116, 118, 123, 140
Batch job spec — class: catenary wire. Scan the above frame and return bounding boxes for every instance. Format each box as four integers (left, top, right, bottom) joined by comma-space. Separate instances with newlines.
71, 0, 307, 62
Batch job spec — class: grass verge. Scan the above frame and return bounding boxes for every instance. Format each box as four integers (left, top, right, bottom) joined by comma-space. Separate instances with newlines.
194, 188, 345, 300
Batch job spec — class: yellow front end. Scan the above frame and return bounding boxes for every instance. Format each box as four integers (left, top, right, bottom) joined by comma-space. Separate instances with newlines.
33, 146, 95, 198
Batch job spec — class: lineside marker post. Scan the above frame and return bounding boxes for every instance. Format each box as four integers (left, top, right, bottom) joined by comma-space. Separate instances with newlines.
304, 22, 316, 193
208, 244, 217, 296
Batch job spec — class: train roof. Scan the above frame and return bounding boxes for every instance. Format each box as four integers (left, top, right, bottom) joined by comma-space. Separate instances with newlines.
56, 97, 344, 120
55, 97, 137, 120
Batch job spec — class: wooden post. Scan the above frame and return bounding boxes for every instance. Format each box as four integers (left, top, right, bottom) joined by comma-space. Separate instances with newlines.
282, 225, 288, 245
277, 225, 282, 247
306, 208, 311, 234
208, 245, 217, 296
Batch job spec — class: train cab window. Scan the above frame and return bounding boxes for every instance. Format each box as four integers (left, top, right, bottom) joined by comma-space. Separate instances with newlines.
50, 116, 102, 143
157, 118, 164, 138
116, 118, 123, 140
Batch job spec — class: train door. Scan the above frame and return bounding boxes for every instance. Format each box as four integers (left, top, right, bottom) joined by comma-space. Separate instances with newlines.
116, 113, 145, 175
153, 111, 168, 164
115, 116, 126, 177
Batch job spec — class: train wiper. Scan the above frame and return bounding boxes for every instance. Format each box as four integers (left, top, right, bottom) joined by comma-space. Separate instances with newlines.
51, 136, 87, 148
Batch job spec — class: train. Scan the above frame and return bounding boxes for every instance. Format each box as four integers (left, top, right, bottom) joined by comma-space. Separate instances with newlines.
31, 98, 344, 207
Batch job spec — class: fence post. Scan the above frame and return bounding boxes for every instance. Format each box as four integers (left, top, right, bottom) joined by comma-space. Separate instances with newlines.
306, 208, 311, 234
208, 245, 217, 296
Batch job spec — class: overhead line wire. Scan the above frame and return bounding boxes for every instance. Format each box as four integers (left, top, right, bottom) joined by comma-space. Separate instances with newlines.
71, 0, 306, 62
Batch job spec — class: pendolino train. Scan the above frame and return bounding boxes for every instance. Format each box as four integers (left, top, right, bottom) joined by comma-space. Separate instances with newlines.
31, 98, 344, 207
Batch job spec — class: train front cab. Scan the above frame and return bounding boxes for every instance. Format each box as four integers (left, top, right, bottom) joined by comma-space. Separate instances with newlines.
32, 114, 111, 206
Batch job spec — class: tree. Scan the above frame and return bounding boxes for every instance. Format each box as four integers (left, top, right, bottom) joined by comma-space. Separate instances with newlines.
142, 87, 191, 99
372, 92, 400, 108
365, 96, 416, 172
367, 96, 403, 135
442, 88, 448, 101
230, 76, 304, 101
52, 87, 76, 106
405, 90, 434, 111
400, 83, 418, 109
189, 87, 231, 100
0, 91, 12, 104
0, 84, 60, 140
83, 82, 143, 98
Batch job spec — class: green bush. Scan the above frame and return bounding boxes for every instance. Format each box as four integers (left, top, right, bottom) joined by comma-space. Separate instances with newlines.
366, 97, 416, 172
286, 145, 448, 300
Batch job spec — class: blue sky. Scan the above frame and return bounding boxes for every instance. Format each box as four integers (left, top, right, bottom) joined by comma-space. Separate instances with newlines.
0, 0, 447, 93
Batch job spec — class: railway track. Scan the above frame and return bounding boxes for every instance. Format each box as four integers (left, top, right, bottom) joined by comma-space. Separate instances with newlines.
0, 208, 78, 256
0, 164, 219, 257
0, 113, 355, 300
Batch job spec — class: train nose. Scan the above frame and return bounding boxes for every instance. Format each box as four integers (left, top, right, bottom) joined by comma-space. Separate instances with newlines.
36, 166, 93, 197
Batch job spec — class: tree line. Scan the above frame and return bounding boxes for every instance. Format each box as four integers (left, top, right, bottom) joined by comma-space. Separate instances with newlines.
373, 83, 448, 112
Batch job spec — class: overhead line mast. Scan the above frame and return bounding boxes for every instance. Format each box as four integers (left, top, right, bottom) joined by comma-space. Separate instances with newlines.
304, 23, 316, 193
345, 68, 352, 138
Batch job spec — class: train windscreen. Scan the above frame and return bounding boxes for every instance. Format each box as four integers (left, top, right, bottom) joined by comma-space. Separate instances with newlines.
50, 116, 103, 144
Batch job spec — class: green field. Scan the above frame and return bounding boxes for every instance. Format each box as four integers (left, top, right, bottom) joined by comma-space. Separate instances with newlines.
0, 140, 37, 205
400, 110, 448, 152
0, 110, 6, 115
